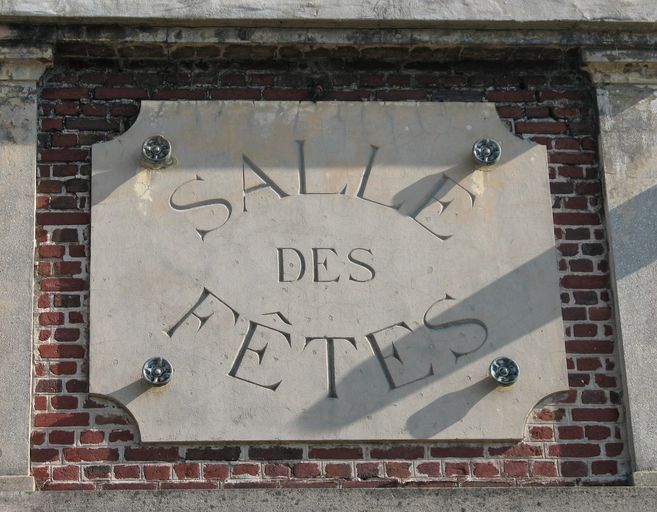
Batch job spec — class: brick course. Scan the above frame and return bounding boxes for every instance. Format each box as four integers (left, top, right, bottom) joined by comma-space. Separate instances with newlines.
32, 50, 627, 489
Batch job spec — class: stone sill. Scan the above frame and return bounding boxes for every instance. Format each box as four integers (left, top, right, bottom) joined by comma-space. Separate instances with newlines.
1, 488, 657, 511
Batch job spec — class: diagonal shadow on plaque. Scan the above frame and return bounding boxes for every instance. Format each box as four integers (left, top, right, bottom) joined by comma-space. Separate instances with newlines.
294, 246, 567, 436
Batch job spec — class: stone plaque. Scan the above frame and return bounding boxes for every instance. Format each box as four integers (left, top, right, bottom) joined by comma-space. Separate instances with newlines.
90, 101, 567, 442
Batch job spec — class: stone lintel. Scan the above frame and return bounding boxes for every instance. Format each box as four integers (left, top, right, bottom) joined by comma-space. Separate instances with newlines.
0, 0, 656, 28
582, 48, 657, 85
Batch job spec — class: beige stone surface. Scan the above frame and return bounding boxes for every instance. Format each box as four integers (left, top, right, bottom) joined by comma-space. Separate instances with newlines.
0, 45, 49, 485
90, 101, 566, 442
0, 0, 655, 25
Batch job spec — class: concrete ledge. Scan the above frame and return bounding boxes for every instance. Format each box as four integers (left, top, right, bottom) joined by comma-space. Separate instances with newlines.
0, 476, 34, 492
633, 472, 657, 487
1, 488, 657, 511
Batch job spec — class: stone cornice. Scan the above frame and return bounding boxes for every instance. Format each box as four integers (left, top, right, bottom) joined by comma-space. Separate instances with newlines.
0, 44, 52, 81
582, 49, 657, 86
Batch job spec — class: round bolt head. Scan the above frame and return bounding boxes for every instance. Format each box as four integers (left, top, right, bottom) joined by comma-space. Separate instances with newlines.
473, 138, 502, 165
142, 357, 172, 386
489, 357, 519, 386
142, 135, 172, 167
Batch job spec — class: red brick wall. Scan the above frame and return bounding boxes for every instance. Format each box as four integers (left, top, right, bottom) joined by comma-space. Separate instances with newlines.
32, 50, 627, 490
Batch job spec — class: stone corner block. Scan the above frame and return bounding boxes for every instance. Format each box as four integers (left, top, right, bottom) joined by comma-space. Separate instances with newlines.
0, 476, 35, 492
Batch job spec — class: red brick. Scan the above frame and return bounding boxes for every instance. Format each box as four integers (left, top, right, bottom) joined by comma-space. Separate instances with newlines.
264, 463, 291, 478
325, 463, 351, 478
64, 448, 119, 462
502, 461, 529, 478
566, 340, 614, 354
37, 212, 90, 225
416, 462, 441, 477
370, 446, 424, 459
516, 122, 567, 134
172, 463, 201, 479
160, 481, 218, 490
42, 88, 88, 100
531, 461, 558, 477
186, 447, 240, 460
386, 462, 411, 478
94, 87, 148, 99
154, 89, 205, 100
39, 149, 89, 162
558, 426, 583, 440
50, 361, 77, 375
585, 425, 611, 440
38, 312, 64, 326
548, 444, 600, 457
376, 90, 428, 101
356, 462, 381, 479
488, 444, 542, 457
54, 328, 81, 342
232, 463, 260, 477
113, 465, 141, 479
51, 395, 78, 409
53, 466, 80, 480
208, 88, 261, 100
38, 344, 85, 358
47, 431, 75, 446
124, 447, 179, 462
473, 462, 499, 478
560, 461, 588, 477
430, 446, 484, 458
308, 447, 363, 459
262, 89, 309, 101
486, 90, 535, 102
31, 448, 59, 462
248, 446, 302, 460
42, 482, 96, 490
35, 379, 62, 393
571, 408, 619, 422
39, 245, 65, 258
445, 462, 470, 477
80, 430, 105, 444
84, 465, 111, 479
294, 462, 321, 478
35, 412, 89, 427
108, 430, 134, 442
143, 465, 170, 480
102, 482, 157, 490
204, 464, 229, 480
41, 278, 86, 292
606, 443, 624, 457
529, 427, 553, 440
31, 431, 46, 446
591, 460, 617, 475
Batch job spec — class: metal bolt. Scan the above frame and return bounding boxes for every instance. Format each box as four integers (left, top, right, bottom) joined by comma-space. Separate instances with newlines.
489, 357, 519, 386
142, 357, 173, 386
141, 135, 172, 167
473, 138, 502, 165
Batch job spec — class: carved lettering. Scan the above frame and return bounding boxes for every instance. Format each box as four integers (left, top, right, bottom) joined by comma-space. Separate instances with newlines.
165, 287, 238, 339
229, 320, 291, 392
169, 176, 232, 240
366, 321, 435, 390
276, 247, 375, 283
277, 248, 306, 282
312, 248, 340, 283
305, 337, 357, 398
242, 154, 289, 211
347, 248, 375, 282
